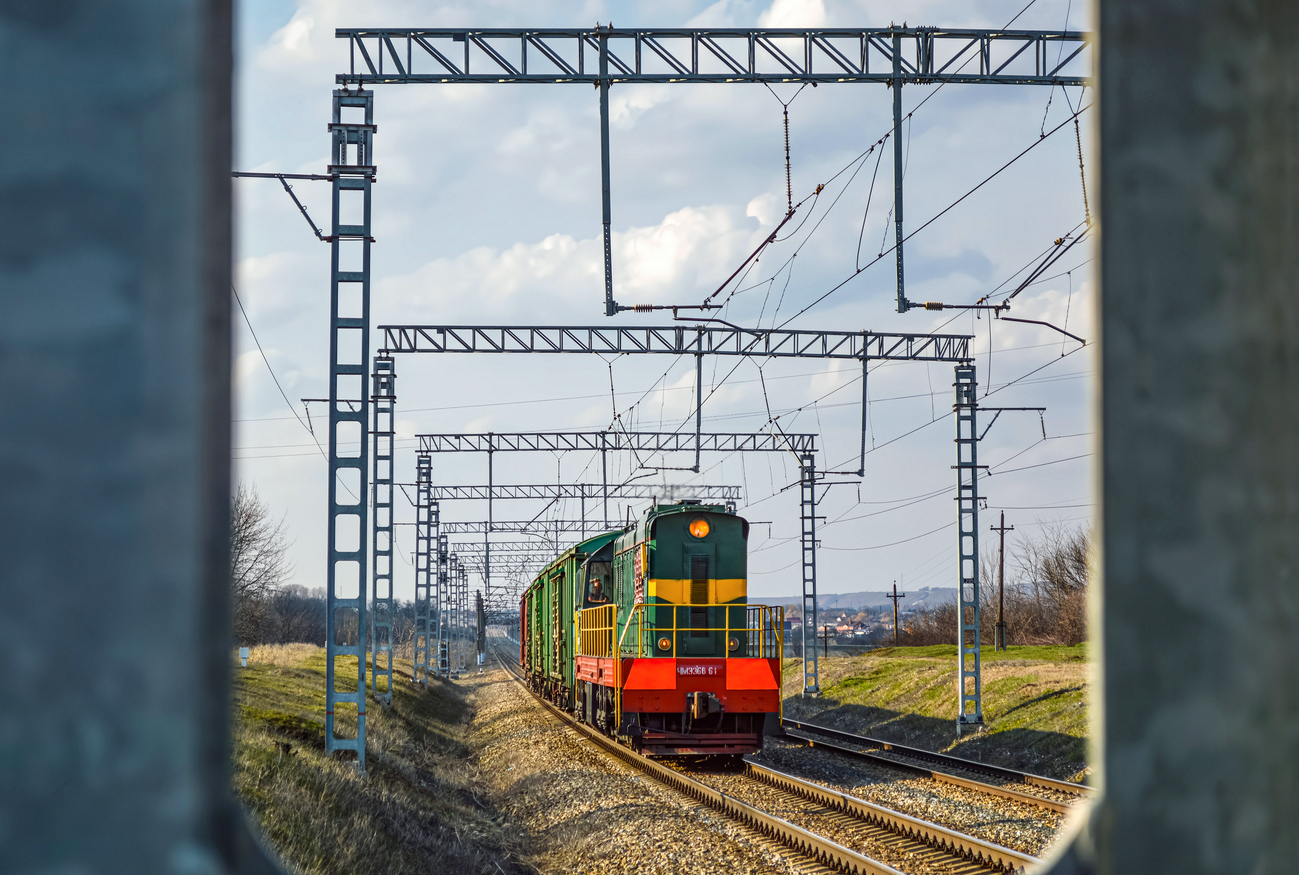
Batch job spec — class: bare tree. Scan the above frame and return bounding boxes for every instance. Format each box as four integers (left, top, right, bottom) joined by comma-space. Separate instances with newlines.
230, 483, 293, 645
899, 521, 1094, 647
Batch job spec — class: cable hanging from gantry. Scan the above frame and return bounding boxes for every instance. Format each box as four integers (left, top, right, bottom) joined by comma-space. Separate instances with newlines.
619, 82, 817, 317
915, 220, 1091, 319
764, 81, 812, 216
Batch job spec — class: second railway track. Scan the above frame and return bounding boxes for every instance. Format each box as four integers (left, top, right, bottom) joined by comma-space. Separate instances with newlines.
781, 718, 1094, 813
492, 646, 1040, 875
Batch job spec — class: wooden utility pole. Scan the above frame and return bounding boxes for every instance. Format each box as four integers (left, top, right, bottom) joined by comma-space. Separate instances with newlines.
991, 512, 1015, 650
821, 625, 832, 657
886, 583, 906, 645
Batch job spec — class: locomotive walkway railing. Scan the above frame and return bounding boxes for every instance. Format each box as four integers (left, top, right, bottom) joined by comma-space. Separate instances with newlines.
591, 603, 784, 660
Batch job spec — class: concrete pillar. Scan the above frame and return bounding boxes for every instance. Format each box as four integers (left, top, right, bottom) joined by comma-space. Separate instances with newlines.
1047, 2, 1299, 871
0, 1, 277, 871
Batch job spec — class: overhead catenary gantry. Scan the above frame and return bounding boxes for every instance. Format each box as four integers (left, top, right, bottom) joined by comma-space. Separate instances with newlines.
320, 23, 1090, 765
335, 27, 1090, 314
412, 429, 811, 649
381, 326, 975, 704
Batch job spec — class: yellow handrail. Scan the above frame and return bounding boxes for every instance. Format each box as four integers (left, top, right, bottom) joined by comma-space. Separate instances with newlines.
614, 603, 784, 659
576, 603, 618, 657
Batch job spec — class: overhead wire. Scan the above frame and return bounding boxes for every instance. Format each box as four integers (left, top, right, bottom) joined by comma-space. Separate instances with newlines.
776, 102, 1094, 329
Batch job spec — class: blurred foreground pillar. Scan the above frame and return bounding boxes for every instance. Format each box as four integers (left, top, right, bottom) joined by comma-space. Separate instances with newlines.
0, 1, 276, 872
1047, 1, 1299, 872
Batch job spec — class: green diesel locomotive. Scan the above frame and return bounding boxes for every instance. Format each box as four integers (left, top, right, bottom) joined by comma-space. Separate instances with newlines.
520, 500, 783, 756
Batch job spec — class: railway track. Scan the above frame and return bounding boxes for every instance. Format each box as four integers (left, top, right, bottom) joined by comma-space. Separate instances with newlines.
491, 647, 1038, 875
781, 718, 1094, 814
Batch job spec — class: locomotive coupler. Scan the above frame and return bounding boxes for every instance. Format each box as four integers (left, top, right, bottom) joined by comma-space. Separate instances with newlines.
687, 691, 722, 720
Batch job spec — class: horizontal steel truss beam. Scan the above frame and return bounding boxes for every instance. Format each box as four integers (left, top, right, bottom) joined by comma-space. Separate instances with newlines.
381, 325, 971, 362
418, 431, 814, 454
449, 541, 572, 553
335, 27, 1089, 86
443, 520, 625, 534
407, 483, 742, 501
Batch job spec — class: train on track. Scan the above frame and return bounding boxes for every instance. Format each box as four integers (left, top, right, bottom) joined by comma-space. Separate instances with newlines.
520, 500, 784, 756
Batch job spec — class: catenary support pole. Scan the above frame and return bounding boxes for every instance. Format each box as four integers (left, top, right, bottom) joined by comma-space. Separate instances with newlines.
891, 30, 908, 314
858, 356, 869, 475
369, 355, 396, 706
991, 512, 1014, 651
694, 345, 703, 473
598, 26, 615, 316
414, 454, 433, 686
799, 453, 820, 695
325, 88, 375, 768
954, 364, 983, 733
437, 536, 450, 675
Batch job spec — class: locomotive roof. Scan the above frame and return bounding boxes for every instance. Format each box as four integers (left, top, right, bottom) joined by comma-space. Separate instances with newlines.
627, 501, 742, 544
529, 529, 621, 584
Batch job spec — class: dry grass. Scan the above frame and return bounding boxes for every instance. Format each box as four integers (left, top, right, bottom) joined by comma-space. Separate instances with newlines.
232, 645, 533, 875
243, 643, 320, 668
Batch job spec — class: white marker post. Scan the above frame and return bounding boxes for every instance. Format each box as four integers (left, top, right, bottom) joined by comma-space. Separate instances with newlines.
239, 647, 249, 668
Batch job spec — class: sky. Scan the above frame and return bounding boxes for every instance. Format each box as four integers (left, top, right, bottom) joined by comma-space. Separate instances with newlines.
232, 0, 1097, 607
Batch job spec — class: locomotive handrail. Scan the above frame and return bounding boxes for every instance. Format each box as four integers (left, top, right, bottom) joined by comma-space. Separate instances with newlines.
609, 602, 784, 659
577, 603, 618, 656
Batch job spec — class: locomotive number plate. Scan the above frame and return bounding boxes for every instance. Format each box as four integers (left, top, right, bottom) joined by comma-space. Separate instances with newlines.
677, 664, 723, 676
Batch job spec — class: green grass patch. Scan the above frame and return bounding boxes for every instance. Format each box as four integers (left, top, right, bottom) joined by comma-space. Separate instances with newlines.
232, 645, 530, 875
783, 643, 1093, 781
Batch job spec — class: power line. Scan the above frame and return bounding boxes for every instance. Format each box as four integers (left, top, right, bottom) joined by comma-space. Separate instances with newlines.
777, 103, 1094, 328
231, 283, 358, 501
232, 283, 325, 462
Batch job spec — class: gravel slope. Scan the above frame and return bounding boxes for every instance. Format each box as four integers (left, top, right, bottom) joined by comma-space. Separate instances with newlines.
465, 666, 815, 875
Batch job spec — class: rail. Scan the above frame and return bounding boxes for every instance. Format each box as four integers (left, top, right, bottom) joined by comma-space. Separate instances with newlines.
491, 648, 905, 875
492, 646, 1037, 874
782, 717, 1095, 803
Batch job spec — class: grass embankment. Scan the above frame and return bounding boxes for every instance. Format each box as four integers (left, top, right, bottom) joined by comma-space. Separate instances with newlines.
232, 644, 530, 875
782, 643, 1091, 782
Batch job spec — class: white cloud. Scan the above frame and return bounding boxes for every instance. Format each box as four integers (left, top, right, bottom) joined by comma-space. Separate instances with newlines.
757, 0, 826, 27
234, 0, 1099, 601
686, 0, 756, 27
378, 203, 763, 321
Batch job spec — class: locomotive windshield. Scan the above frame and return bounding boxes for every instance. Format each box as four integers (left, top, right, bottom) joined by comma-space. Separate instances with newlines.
584, 561, 612, 606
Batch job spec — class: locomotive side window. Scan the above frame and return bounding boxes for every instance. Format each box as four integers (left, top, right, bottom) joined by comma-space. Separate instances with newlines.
585, 561, 612, 606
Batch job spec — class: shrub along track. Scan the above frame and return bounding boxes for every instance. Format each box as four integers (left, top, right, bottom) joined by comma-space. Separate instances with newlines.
494, 648, 1038, 875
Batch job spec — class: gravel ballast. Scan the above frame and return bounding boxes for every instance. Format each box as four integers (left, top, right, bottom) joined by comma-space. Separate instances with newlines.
749, 736, 1068, 858
465, 665, 814, 875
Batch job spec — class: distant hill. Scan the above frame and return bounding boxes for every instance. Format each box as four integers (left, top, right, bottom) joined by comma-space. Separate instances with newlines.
764, 586, 957, 614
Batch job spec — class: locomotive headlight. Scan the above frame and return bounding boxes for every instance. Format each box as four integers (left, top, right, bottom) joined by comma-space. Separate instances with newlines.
728, 637, 739, 653
657, 636, 672, 651
689, 517, 710, 539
